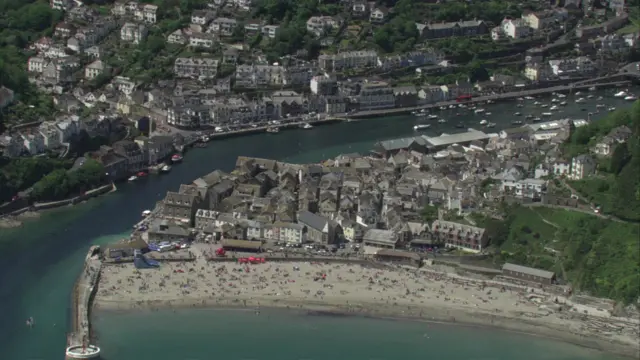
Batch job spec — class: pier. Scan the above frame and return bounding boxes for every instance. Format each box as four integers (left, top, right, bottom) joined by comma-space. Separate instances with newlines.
65, 247, 101, 360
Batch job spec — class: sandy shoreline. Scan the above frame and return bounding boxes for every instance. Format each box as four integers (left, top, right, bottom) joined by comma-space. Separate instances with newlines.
94, 249, 640, 358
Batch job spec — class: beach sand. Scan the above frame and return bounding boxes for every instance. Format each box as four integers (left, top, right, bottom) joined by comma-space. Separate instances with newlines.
94, 247, 640, 358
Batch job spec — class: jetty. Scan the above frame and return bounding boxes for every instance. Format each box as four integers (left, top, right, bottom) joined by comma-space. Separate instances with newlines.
65, 246, 101, 360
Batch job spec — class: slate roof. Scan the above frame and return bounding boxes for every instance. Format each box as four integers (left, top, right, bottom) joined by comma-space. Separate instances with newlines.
297, 210, 329, 232
502, 263, 555, 279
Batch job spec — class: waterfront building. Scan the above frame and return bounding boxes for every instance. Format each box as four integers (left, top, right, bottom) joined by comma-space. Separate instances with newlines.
147, 219, 190, 243
297, 210, 340, 245
357, 81, 395, 111
431, 219, 487, 253
362, 229, 400, 249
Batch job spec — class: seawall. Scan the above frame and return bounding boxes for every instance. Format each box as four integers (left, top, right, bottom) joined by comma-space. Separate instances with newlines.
65, 246, 101, 359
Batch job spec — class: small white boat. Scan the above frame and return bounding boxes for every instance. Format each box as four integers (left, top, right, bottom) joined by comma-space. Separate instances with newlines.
525, 96, 535, 100
550, 105, 558, 111
557, 93, 567, 98
532, 117, 542, 122
614, 91, 627, 98
486, 122, 496, 128
301, 123, 314, 129
171, 154, 183, 163
438, 119, 447, 123
413, 124, 431, 130
448, 105, 456, 109
597, 96, 603, 101
440, 106, 447, 110
551, 98, 559, 103
575, 91, 582, 96
575, 98, 586, 103
485, 112, 492, 116
160, 165, 171, 173
596, 104, 605, 108
534, 101, 541, 105
474, 108, 485, 114
560, 101, 567, 106
479, 119, 488, 125
517, 104, 524, 108
517, 97, 524, 101
142, 210, 151, 217
542, 112, 552, 117
514, 112, 522, 116
589, 86, 597, 91
624, 95, 637, 101
608, 107, 616, 111
128, 176, 137, 182
541, 104, 548, 108
587, 94, 594, 99
414, 113, 428, 117
266, 127, 280, 133
428, 114, 438, 119
487, 100, 494, 104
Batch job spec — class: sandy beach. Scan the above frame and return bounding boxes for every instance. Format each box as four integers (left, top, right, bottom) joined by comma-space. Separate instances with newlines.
94, 247, 640, 358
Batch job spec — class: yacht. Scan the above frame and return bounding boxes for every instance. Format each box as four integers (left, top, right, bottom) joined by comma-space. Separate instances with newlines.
479, 119, 488, 125
171, 154, 183, 163
587, 94, 594, 99
128, 175, 137, 182
541, 104, 548, 108
514, 112, 522, 116
575, 91, 582, 96
414, 124, 431, 131
301, 123, 314, 129
486, 122, 496, 128
485, 112, 492, 116
525, 96, 535, 100
534, 101, 541, 105
542, 112, 553, 117
575, 97, 586, 103
414, 113, 428, 117
525, 114, 534, 119
557, 93, 567, 98
614, 91, 627, 98
624, 95, 637, 101
438, 119, 447, 123
550, 105, 558, 111
596, 104, 606, 109
589, 86, 597, 91
160, 165, 171, 173
142, 210, 151, 217
428, 114, 439, 119
560, 101, 567, 106
266, 127, 280, 133
551, 98, 559, 103
474, 108, 485, 114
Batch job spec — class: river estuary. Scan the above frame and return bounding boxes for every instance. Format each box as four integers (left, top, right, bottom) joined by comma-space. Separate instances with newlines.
0, 89, 636, 360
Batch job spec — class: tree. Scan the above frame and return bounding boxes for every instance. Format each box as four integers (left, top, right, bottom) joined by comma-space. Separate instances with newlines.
609, 142, 630, 174
421, 205, 438, 223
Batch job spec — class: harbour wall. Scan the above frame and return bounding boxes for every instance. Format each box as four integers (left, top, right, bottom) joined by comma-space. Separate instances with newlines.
66, 247, 101, 358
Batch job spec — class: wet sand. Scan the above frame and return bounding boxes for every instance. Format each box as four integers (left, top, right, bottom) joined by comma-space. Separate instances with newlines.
94, 251, 640, 358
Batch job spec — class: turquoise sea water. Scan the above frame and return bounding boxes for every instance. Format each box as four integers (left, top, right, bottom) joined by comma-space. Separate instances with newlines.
0, 93, 637, 360
93, 308, 617, 360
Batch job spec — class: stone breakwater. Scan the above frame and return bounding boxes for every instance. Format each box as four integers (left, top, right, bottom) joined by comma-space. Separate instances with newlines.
65, 247, 101, 359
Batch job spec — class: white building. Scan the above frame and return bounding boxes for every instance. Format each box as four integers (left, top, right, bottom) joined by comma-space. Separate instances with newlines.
570, 155, 596, 180
273, 222, 305, 244
318, 50, 378, 71
306, 16, 341, 37
120, 22, 148, 44
501, 178, 546, 199
493, 18, 531, 40
548, 57, 594, 77
552, 160, 571, 177
261, 25, 279, 39
28, 56, 48, 73
84, 59, 110, 80
235, 64, 285, 88
188, 33, 215, 49
208, 17, 237, 36
134, 4, 158, 24
357, 81, 395, 111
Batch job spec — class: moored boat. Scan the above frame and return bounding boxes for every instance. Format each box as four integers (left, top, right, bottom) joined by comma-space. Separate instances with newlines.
613, 91, 627, 98
624, 95, 637, 101
301, 123, 314, 129
171, 154, 183, 163
128, 176, 137, 182
266, 127, 280, 133
413, 124, 431, 130
160, 165, 171, 173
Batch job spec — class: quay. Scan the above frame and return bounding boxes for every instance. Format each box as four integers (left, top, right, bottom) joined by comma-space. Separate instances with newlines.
65, 246, 101, 360
184, 79, 633, 144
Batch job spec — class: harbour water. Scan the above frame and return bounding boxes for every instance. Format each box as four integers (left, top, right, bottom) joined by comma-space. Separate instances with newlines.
0, 89, 636, 360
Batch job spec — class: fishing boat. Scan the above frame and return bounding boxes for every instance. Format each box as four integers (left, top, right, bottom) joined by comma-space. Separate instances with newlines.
541, 104, 548, 108
160, 165, 171, 173
614, 91, 627, 98
127, 175, 137, 182
587, 94, 594, 99
485, 112, 492, 116
588, 86, 597, 91
142, 210, 151, 217
486, 122, 496, 128
266, 127, 280, 133
301, 123, 314, 129
413, 124, 431, 131
479, 119, 488, 125
171, 154, 183, 163
624, 95, 637, 101
525, 96, 535, 100
560, 101, 567, 106
574, 91, 582, 96
557, 93, 567, 98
